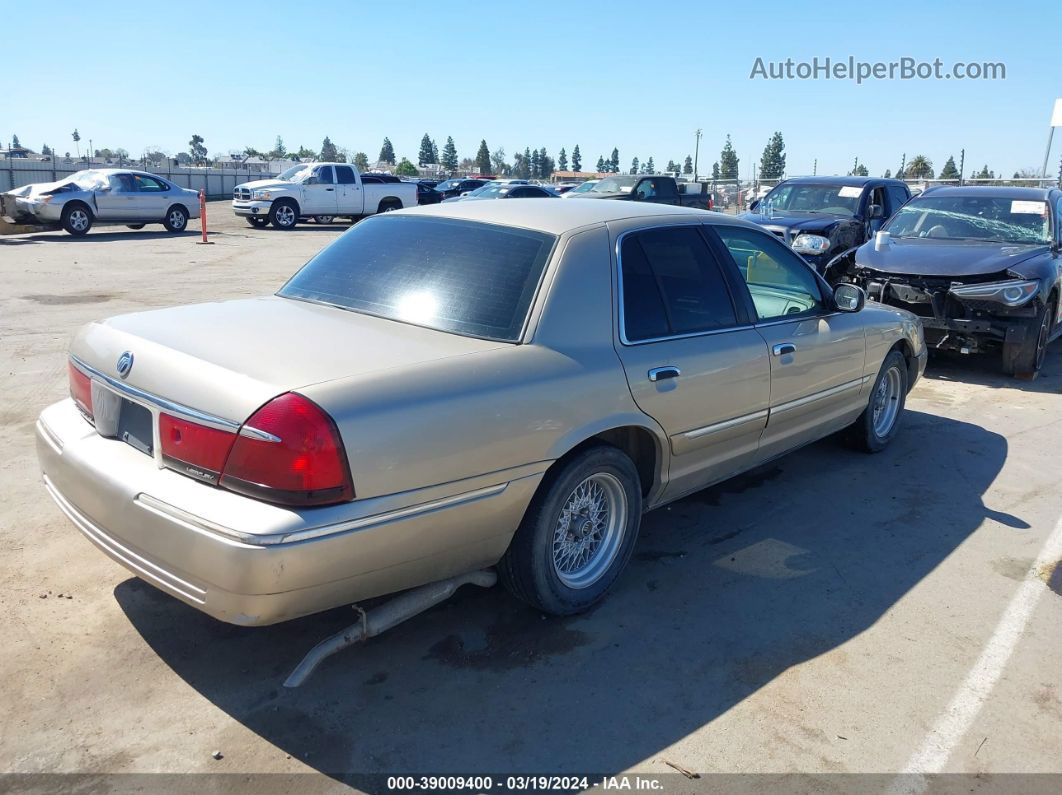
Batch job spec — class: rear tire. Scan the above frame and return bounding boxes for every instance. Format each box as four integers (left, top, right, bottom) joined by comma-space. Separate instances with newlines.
126, 224, 145, 230
499, 446, 642, 615
1002, 298, 1054, 380
269, 199, 298, 229
313, 215, 335, 224
377, 200, 401, 213
844, 350, 908, 453
61, 203, 92, 236
162, 205, 188, 233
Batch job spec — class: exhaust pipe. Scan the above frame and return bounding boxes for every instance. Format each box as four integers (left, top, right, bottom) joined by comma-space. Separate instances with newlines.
283, 569, 497, 688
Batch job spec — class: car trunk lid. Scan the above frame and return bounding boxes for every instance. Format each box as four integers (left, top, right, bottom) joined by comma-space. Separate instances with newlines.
70, 295, 505, 424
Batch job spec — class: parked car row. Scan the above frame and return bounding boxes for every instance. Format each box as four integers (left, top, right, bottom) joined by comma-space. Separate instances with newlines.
742, 177, 1061, 378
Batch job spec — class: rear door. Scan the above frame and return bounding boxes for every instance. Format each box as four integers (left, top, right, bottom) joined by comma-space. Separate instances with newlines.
611, 223, 771, 500
334, 165, 363, 214
709, 224, 867, 459
302, 165, 338, 215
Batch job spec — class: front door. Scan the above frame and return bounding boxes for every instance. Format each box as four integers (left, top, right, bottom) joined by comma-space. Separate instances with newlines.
710, 224, 867, 460
302, 165, 338, 215
612, 224, 771, 500
128, 174, 171, 220
334, 165, 362, 214
93, 173, 139, 220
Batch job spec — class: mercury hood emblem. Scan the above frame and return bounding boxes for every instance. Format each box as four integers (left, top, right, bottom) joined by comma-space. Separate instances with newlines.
116, 351, 134, 379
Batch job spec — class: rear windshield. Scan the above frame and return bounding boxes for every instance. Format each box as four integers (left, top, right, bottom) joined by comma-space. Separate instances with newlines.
278, 216, 556, 341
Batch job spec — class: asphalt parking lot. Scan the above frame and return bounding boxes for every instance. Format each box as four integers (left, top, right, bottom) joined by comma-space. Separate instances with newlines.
1, 205, 1061, 789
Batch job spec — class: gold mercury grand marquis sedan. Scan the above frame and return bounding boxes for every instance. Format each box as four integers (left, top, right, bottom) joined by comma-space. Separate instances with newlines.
36, 200, 927, 625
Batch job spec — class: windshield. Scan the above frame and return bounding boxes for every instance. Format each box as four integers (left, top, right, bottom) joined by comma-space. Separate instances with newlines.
68, 170, 108, 189
278, 216, 556, 341
277, 164, 312, 182
589, 176, 639, 194
884, 195, 1050, 244
469, 185, 509, 199
759, 183, 863, 215
570, 181, 598, 194
436, 179, 461, 191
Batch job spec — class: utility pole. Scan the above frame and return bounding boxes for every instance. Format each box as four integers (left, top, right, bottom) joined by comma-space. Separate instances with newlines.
693, 128, 702, 181
813, 158, 817, 176
958, 149, 965, 186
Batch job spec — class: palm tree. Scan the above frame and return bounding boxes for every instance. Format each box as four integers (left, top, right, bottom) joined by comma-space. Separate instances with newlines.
904, 155, 934, 180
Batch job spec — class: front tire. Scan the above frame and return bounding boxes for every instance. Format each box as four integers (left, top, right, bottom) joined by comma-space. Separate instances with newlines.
1002, 298, 1054, 380
245, 216, 268, 228
269, 199, 298, 229
499, 446, 642, 615
61, 203, 93, 236
162, 205, 188, 233
844, 350, 908, 452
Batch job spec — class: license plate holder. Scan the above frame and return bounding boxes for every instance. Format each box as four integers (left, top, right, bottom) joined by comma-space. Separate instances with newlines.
117, 399, 154, 456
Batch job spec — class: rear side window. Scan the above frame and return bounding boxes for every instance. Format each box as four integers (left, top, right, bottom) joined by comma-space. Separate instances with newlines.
620, 226, 738, 342
279, 216, 555, 341
335, 166, 356, 184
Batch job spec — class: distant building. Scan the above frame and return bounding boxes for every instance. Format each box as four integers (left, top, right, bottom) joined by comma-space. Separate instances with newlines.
550, 170, 609, 183
1, 145, 32, 159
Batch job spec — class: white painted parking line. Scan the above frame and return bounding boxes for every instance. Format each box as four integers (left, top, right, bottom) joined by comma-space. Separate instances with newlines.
890, 512, 1062, 792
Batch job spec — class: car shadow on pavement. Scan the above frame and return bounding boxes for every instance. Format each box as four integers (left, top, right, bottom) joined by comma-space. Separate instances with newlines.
922, 339, 1062, 395
115, 409, 1015, 782
1, 230, 200, 243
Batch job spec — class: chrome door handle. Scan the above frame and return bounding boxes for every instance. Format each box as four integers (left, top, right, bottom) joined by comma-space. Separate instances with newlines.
325, 187, 335, 191
772, 343, 796, 356
648, 366, 681, 382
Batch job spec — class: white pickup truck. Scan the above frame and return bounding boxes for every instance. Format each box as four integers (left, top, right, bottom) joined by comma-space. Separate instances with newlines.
232, 162, 418, 229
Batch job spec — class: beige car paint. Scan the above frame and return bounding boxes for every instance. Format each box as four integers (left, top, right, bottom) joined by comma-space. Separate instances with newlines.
38, 201, 927, 624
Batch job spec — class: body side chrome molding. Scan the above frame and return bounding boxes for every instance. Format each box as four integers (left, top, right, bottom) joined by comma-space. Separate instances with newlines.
135, 481, 511, 547
682, 408, 769, 440
769, 375, 871, 415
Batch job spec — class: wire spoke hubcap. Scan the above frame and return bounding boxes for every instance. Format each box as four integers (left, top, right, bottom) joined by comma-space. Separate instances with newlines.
552, 472, 627, 589
871, 365, 902, 436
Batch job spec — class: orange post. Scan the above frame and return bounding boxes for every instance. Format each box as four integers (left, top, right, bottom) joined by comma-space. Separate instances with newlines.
196, 189, 213, 245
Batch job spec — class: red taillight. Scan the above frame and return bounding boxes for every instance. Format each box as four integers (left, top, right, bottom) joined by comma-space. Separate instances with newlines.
68, 362, 93, 419
159, 414, 237, 484
219, 393, 354, 507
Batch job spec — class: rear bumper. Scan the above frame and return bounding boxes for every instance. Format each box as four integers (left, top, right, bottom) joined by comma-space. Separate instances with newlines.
36, 399, 539, 625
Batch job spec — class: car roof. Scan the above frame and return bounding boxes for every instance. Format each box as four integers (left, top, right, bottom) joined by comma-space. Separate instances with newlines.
396, 197, 759, 235
920, 185, 1058, 200
778, 175, 903, 187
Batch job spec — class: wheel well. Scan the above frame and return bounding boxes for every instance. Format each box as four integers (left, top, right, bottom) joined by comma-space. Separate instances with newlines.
889, 339, 918, 389
274, 197, 300, 214
62, 200, 91, 216
165, 203, 188, 217
553, 426, 659, 498
377, 197, 401, 212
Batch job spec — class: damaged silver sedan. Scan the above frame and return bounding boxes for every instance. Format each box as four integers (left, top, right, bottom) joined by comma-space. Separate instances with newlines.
1, 169, 200, 236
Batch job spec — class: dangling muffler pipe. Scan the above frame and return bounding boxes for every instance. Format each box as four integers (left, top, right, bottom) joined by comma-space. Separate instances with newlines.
283, 569, 497, 688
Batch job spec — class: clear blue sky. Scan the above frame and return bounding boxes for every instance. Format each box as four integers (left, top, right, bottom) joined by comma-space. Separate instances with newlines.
6, 0, 1060, 177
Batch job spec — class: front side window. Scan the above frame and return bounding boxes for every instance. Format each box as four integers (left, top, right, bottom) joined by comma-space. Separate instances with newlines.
133, 175, 167, 192
278, 216, 555, 341
312, 166, 334, 185
620, 226, 738, 342
715, 226, 823, 321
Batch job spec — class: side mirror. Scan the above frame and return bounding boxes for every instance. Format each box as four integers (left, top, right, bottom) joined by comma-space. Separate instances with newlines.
749, 199, 760, 212
834, 283, 866, 313
868, 203, 884, 219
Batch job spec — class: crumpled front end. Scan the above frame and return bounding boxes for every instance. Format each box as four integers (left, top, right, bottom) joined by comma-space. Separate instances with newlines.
853, 268, 1042, 353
